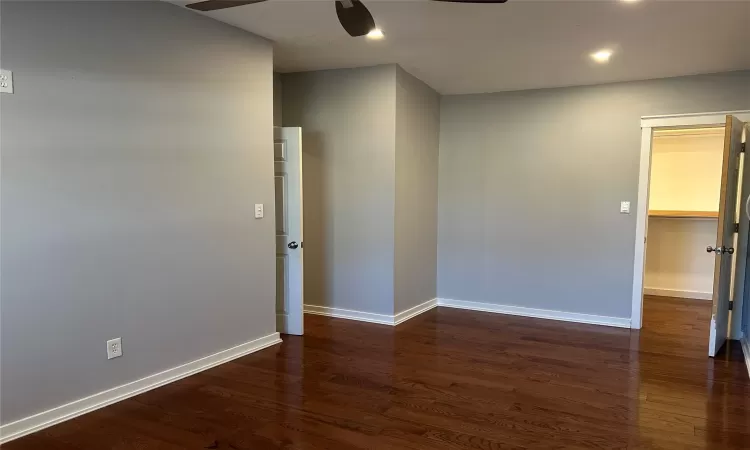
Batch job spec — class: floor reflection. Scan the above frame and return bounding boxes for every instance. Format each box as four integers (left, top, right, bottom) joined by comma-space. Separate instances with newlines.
633, 296, 750, 448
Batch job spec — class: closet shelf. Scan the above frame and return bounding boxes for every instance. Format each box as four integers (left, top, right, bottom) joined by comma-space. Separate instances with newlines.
648, 210, 718, 219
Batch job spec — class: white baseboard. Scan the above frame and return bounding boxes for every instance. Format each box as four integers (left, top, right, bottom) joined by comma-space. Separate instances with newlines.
304, 304, 395, 325
644, 287, 712, 301
437, 298, 631, 329
304, 298, 437, 326
741, 337, 750, 380
0, 332, 282, 444
305, 298, 630, 329
394, 298, 438, 325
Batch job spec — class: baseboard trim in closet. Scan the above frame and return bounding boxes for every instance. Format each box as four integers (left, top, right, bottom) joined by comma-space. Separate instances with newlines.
437, 298, 631, 329
643, 287, 712, 301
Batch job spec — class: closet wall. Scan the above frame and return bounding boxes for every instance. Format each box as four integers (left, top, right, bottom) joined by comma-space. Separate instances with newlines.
644, 128, 725, 300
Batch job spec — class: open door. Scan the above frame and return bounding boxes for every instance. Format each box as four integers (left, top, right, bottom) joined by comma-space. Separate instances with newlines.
275, 127, 304, 336
708, 115, 746, 357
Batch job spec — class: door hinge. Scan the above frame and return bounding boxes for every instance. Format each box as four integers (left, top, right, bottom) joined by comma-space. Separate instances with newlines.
729, 301, 734, 311
735, 223, 740, 233
742, 143, 746, 153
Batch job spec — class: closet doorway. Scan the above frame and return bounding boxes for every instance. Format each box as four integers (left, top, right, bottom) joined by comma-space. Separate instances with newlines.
645, 127, 724, 298
632, 112, 750, 357
642, 127, 725, 345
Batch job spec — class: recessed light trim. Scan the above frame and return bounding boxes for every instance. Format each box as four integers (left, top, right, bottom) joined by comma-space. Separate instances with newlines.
590, 49, 613, 63
366, 28, 384, 40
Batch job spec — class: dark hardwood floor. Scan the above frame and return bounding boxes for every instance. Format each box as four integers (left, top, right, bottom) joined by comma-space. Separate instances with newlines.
5, 296, 749, 449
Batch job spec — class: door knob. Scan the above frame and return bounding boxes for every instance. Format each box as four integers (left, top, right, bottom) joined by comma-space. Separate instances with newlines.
288, 241, 299, 250
706, 246, 734, 255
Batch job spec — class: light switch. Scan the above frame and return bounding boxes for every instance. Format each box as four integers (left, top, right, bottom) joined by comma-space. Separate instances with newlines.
254, 203, 264, 219
0, 69, 13, 94
620, 201, 631, 214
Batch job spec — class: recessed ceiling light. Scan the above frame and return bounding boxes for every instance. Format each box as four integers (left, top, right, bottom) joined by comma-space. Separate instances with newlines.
621, 0, 641, 3
366, 28, 384, 40
590, 49, 613, 63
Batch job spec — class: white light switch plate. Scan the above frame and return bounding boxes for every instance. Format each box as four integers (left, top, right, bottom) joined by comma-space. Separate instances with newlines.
0, 69, 13, 94
107, 338, 122, 359
620, 201, 631, 214
254, 204, 264, 219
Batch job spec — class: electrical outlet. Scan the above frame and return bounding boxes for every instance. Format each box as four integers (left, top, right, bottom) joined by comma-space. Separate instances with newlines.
107, 338, 122, 360
0, 69, 13, 94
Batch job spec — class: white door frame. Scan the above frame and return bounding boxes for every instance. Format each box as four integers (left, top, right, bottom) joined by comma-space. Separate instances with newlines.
631, 110, 750, 332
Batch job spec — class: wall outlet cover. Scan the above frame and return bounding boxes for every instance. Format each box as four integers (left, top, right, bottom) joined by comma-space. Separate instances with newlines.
254, 203, 264, 219
107, 338, 122, 359
620, 201, 631, 214
0, 69, 13, 94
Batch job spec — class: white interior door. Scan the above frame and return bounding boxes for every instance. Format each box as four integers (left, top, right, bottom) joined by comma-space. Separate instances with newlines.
730, 123, 750, 340
708, 115, 746, 357
275, 127, 304, 335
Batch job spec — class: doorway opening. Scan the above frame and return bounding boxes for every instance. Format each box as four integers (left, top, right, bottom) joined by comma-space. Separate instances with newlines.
631, 111, 750, 357
641, 126, 725, 344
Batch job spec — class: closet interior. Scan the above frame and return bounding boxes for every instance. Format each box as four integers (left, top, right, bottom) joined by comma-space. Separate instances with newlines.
644, 127, 728, 301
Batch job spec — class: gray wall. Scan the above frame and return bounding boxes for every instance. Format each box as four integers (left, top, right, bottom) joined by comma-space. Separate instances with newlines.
438, 71, 750, 319
394, 68, 440, 313
0, 1, 276, 425
281, 66, 398, 315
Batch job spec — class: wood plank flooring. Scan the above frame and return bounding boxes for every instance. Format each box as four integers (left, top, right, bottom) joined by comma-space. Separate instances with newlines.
5, 296, 749, 449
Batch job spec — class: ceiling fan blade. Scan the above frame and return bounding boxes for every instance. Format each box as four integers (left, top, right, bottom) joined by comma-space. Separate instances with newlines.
335, 0, 377, 37
185, 0, 268, 12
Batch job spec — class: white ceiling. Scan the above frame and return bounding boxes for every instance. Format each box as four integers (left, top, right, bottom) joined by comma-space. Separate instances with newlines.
177, 0, 750, 94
